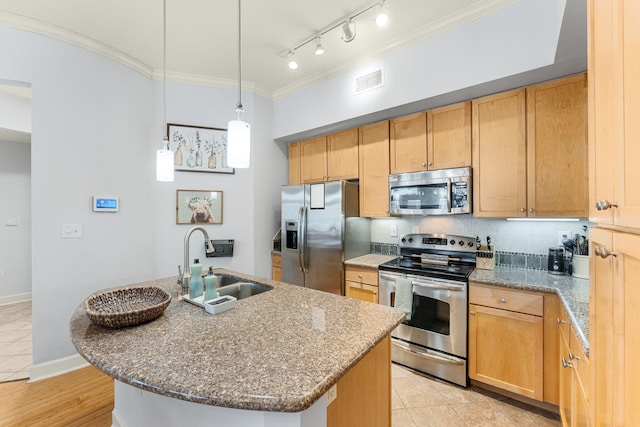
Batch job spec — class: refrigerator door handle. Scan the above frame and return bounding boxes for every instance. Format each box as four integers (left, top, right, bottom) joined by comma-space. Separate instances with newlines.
301, 204, 309, 273
297, 205, 304, 273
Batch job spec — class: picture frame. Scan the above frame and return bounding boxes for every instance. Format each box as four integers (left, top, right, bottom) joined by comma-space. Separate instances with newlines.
167, 123, 234, 174
176, 190, 223, 224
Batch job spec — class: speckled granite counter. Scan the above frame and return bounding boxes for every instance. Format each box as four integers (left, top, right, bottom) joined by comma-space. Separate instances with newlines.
345, 254, 398, 268
70, 269, 404, 413
470, 267, 590, 356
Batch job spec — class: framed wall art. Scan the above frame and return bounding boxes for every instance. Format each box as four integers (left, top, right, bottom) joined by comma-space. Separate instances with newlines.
168, 123, 234, 174
176, 190, 223, 224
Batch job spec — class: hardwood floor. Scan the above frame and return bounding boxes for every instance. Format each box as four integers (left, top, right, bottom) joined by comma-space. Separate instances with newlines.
0, 366, 113, 427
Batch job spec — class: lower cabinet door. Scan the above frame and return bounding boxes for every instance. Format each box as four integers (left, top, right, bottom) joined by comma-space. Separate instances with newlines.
469, 303, 544, 400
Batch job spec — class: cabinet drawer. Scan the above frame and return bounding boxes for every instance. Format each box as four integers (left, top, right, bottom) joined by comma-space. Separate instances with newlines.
470, 284, 543, 316
271, 253, 282, 267
345, 266, 378, 286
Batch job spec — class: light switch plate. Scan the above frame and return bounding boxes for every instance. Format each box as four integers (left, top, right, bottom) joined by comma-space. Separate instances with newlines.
62, 224, 83, 239
390, 223, 398, 237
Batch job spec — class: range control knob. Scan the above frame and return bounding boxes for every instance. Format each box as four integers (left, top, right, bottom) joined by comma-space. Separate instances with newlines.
458, 240, 464, 246
408, 237, 414, 243
401, 237, 406, 243
468, 242, 474, 247
449, 239, 456, 245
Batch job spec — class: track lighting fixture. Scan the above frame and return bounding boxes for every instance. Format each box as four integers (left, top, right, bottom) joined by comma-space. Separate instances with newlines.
280, 0, 392, 69
341, 19, 356, 43
376, 1, 389, 27
313, 36, 325, 55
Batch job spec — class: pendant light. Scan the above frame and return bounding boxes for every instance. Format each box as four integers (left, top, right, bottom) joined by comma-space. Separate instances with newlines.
226, 0, 250, 168
156, 0, 174, 181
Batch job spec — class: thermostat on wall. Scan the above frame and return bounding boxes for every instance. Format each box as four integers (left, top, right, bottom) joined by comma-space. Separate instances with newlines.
93, 196, 119, 212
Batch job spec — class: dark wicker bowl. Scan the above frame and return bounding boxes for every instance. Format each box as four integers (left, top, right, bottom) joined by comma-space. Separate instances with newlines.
85, 286, 171, 328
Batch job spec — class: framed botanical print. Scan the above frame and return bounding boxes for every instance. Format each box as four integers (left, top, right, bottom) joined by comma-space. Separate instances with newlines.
168, 123, 234, 174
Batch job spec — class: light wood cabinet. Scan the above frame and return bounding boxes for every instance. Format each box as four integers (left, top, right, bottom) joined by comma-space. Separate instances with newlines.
390, 102, 472, 174
468, 284, 543, 400
390, 112, 427, 173
345, 265, 379, 303
589, 0, 640, 229
327, 335, 391, 427
472, 88, 527, 217
359, 121, 390, 218
526, 74, 588, 218
472, 75, 588, 218
301, 136, 328, 183
298, 130, 359, 184
427, 101, 472, 170
271, 252, 282, 282
559, 307, 590, 427
589, 227, 640, 426
288, 142, 301, 185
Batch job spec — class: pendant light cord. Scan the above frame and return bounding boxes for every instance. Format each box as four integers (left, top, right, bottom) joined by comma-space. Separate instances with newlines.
236, 0, 243, 114
162, 0, 168, 146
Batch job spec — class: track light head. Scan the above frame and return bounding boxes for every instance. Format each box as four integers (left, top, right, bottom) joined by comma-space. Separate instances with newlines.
313, 36, 325, 55
375, 1, 388, 27
341, 19, 356, 43
286, 49, 299, 69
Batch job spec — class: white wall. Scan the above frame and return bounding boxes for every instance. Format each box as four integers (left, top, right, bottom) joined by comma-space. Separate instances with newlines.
0, 91, 31, 133
0, 140, 31, 298
273, 0, 566, 140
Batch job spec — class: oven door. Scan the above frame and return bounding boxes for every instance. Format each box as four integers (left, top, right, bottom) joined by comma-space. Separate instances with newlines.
379, 272, 467, 358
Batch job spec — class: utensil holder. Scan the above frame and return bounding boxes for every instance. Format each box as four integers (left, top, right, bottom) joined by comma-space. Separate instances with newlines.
476, 245, 495, 270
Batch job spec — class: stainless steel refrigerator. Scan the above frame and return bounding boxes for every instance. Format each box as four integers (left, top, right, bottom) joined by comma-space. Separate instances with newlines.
281, 180, 371, 295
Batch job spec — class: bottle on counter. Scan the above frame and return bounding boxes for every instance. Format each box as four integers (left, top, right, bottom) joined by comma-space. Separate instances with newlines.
189, 258, 203, 299
204, 267, 219, 300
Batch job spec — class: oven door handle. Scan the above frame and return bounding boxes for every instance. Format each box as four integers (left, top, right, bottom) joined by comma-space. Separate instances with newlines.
392, 339, 465, 365
412, 280, 465, 292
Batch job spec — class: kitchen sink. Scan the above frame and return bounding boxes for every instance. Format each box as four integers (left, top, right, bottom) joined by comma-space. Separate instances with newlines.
216, 281, 273, 300
213, 274, 243, 287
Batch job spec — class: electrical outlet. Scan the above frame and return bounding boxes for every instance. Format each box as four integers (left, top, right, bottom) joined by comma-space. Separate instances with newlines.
326, 384, 337, 404
62, 224, 83, 239
390, 223, 398, 237
557, 230, 571, 247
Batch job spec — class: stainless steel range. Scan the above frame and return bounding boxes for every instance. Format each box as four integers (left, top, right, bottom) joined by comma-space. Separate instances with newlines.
378, 233, 476, 387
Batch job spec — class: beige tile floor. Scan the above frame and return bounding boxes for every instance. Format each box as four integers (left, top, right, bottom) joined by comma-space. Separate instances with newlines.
392, 363, 561, 426
0, 301, 32, 382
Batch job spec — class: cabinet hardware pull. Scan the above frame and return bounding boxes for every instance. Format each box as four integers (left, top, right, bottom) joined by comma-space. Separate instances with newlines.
561, 357, 573, 369
469, 310, 476, 315
500, 298, 507, 303
594, 246, 617, 259
422, 162, 427, 167
427, 162, 432, 167
557, 318, 568, 324
520, 208, 525, 212
596, 200, 618, 210
529, 208, 534, 212
358, 274, 362, 278
569, 352, 581, 361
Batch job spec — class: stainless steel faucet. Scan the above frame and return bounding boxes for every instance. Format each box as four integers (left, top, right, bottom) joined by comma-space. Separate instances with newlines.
178, 226, 215, 296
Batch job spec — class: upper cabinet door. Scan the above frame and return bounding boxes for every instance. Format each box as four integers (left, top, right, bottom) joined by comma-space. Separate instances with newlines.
301, 136, 328, 183
589, 0, 640, 229
427, 101, 472, 170
472, 88, 527, 217
359, 120, 390, 218
390, 112, 427, 174
326, 128, 359, 181
288, 142, 301, 185
526, 74, 588, 218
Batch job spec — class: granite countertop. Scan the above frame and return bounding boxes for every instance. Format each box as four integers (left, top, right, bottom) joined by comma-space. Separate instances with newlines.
470, 267, 590, 356
345, 253, 398, 268
70, 269, 404, 413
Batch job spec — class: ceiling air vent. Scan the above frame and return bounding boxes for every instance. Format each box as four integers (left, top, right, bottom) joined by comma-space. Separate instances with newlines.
354, 69, 384, 95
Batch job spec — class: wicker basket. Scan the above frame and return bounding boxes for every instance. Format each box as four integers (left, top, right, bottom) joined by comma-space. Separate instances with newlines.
85, 286, 171, 328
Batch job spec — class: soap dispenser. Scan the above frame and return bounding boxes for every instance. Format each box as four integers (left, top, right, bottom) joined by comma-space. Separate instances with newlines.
204, 267, 219, 300
189, 258, 204, 299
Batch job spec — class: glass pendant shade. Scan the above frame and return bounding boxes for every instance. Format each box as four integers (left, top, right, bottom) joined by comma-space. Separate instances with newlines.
156, 141, 174, 181
227, 119, 250, 168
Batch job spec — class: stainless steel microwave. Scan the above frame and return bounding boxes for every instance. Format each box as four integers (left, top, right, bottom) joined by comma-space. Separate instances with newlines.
389, 167, 472, 215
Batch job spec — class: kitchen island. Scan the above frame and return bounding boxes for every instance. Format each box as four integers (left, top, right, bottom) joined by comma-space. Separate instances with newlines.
70, 269, 404, 427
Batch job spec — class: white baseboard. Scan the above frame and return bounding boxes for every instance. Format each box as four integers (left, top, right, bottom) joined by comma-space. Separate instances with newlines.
29, 353, 89, 383
0, 292, 32, 306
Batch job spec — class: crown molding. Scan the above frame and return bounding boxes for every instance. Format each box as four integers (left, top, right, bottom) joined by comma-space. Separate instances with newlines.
272, 0, 519, 100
